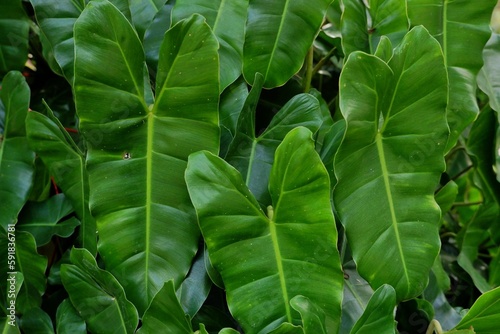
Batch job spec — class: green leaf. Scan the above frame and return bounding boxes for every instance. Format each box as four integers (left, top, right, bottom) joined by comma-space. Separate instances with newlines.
178, 247, 212, 318
454, 286, 500, 333
29, 0, 87, 81
340, 261, 374, 334
30, 0, 132, 82
17, 194, 79, 246
478, 33, 500, 114
407, 0, 497, 151
129, 0, 165, 39
219, 77, 249, 158
173, 0, 248, 90
435, 181, 459, 218
423, 271, 462, 331
18, 308, 54, 334
14, 232, 48, 313
458, 106, 500, 293
0, 317, 20, 333
74, 1, 219, 314
0, 0, 29, 76
477, 32, 500, 182
186, 127, 343, 334
243, 0, 332, 88
349, 285, 396, 334
340, 0, 408, 56
290, 295, 327, 334
56, 299, 86, 334
26, 107, 96, 254
61, 248, 139, 334
333, 27, 448, 301
137, 280, 193, 334
267, 323, 304, 334
225, 77, 324, 207
143, 1, 174, 79
0, 71, 34, 231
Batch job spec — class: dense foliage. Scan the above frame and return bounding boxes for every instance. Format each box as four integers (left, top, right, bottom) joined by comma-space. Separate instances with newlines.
1, 0, 500, 333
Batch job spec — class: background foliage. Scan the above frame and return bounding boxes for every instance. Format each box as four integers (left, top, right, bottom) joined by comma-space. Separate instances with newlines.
1, 0, 500, 333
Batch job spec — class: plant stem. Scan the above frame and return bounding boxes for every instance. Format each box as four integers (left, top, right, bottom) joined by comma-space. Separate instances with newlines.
303, 46, 314, 93
312, 47, 336, 76
453, 201, 483, 207
425, 319, 443, 334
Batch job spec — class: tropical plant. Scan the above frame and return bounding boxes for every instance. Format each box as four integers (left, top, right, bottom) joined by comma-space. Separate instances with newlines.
1, 0, 500, 333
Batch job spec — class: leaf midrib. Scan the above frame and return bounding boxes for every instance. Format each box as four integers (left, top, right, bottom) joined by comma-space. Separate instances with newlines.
375, 133, 410, 292
264, 0, 291, 83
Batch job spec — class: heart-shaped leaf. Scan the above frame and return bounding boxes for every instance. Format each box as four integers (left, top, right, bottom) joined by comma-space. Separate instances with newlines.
186, 127, 343, 334
333, 27, 448, 301
74, 0, 219, 314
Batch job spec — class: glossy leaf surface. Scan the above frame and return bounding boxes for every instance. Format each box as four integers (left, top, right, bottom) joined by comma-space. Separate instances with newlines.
56, 299, 86, 334
26, 107, 96, 254
459, 106, 500, 293
186, 127, 343, 334
129, 0, 165, 39
173, 0, 248, 90
454, 286, 500, 333
0, 0, 29, 76
407, 0, 497, 150
17, 194, 79, 246
290, 295, 327, 334
74, 0, 219, 314
0, 71, 34, 231
29, 0, 87, 81
243, 0, 331, 88
15, 232, 48, 313
334, 27, 448, 301
340, 0, 408, 56
61, 248, 138, 334
225, 75, 324, 207
349, 285, 396, 334
138, 280, 193, 334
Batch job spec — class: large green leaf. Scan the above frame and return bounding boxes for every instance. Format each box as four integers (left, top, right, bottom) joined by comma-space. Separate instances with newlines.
0, 71, 34, 231
225, 74, 324, 207
340, 0, 409, 56
61, 248, 138, 334
407, 0, 497, 151
333, 27, 448, 301
26, 106, 96, 254
186, 127, 343, 334
137, 280, 194, 334
454, 286, 500, 333
17, 194, 79, 246
172, 0, 248, 90
74, 0, 219, 314
0, 0, 29, 76
14, 232, 48, 314
349, 285, 396, 334
243, 0, 332, 88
